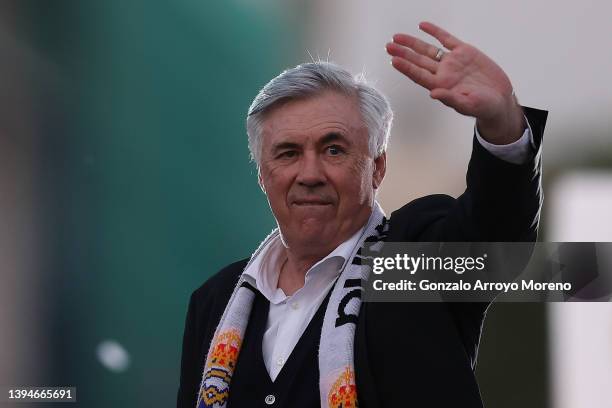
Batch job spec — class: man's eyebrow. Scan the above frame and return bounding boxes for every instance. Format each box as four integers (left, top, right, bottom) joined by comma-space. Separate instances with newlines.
270, 132, 351, 154
271, 141, 300, 153
319, 132, 351, 146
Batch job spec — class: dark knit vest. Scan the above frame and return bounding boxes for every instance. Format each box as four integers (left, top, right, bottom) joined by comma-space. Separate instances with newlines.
227, 287, 333, 407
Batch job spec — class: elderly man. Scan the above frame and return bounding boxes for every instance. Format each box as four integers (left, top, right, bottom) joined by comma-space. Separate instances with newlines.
178, 22, 546, 408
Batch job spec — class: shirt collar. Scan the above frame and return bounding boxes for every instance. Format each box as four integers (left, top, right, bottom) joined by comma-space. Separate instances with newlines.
242, 224, 366, 301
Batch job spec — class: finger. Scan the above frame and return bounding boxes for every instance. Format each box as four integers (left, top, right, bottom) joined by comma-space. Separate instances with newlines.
419, 21, 462, 50
392, 33, 441, 61
386, 42, 438, 74
429, 88, 473, 115
391, 57, 437, 90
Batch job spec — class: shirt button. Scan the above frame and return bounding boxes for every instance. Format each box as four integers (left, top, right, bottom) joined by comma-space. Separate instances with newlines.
276, 357, 284, 366
291, 302, 299, 310
265, 394, 276, 405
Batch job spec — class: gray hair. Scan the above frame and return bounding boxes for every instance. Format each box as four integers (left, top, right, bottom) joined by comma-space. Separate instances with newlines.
246, 61, 393, 166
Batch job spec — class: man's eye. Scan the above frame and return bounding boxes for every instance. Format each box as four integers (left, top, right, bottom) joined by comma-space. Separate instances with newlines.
326, 145, 344, 156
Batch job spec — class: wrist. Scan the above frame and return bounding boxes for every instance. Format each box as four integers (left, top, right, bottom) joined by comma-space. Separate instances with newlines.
477, 94, 526, 145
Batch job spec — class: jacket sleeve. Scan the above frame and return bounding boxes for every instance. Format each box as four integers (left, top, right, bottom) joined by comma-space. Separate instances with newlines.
177, 291, 202, 408
389, 106, 547, 243
419, 106, 547, 242
386, 106, 548, 367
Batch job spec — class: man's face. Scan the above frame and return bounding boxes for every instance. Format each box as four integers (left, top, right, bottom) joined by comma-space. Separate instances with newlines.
258, 91, 386, 257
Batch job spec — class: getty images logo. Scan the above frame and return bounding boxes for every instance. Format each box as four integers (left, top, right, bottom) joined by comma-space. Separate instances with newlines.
372, 253, 488, 275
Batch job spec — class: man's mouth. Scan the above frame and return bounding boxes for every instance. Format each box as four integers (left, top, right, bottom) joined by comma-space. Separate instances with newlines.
292, 199, 333, 206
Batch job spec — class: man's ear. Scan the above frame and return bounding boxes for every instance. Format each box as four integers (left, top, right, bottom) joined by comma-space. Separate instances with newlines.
372, 152, 386, 190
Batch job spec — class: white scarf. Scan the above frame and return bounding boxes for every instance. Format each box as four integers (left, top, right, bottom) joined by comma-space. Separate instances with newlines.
196, 202, 388, 408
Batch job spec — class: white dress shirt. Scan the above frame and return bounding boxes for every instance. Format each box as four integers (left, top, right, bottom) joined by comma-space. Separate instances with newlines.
475, 116, 536, 164
242, 120, 535, 381
243, 226, 366, 381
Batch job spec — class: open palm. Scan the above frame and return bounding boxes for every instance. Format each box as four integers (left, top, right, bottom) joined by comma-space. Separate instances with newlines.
386, 22, 515, 123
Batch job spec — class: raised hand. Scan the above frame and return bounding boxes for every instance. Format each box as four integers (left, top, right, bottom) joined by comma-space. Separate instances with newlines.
386, 21, 525, 144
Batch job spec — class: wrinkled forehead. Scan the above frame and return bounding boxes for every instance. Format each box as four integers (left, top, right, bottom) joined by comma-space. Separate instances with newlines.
260, 91, 368, 146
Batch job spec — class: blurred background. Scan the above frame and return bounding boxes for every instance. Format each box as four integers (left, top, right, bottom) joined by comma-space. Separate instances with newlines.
1, 0, 611, 407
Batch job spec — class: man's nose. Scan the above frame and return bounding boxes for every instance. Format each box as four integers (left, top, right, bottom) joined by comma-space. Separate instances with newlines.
296, 152, 326, 188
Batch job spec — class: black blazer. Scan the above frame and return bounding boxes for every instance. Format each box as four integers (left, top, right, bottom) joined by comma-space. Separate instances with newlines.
177, 107, 547, 408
